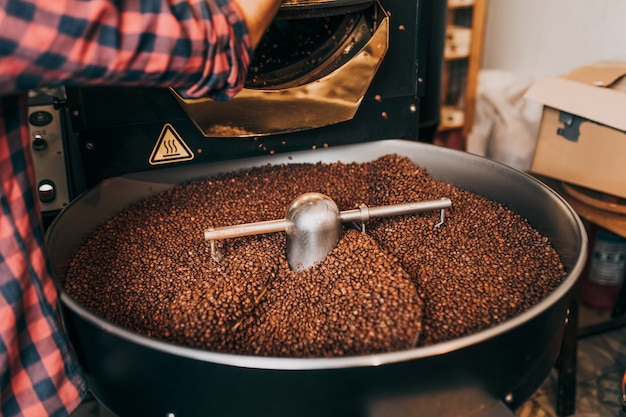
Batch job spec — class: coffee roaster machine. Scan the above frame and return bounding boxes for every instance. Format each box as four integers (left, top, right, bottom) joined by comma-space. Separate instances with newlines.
31, 1, 586, 416
30, 0, 446, 224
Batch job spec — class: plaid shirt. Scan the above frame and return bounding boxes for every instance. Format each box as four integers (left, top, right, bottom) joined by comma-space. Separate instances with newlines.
0, 1, 252, 416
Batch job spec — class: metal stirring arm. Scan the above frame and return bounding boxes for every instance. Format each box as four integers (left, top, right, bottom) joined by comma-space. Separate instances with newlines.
340, 198, 452, 231
204, 194, 451, 271
204, 218, 288, 241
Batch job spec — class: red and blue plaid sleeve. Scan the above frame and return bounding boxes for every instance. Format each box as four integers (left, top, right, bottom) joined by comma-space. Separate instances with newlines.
0, 0, 253, 101
1, 95, 87, 417
0, 1, 254, 416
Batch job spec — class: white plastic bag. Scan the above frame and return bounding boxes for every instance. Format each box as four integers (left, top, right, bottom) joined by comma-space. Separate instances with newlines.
466, 69, 543, 171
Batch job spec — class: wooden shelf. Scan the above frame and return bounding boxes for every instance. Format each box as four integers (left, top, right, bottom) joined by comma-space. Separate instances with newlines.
436, 0, 488, 150
537, 176, 626, 239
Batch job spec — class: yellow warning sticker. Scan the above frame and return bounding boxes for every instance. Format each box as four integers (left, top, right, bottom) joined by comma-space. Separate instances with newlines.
149, 123, 194, 165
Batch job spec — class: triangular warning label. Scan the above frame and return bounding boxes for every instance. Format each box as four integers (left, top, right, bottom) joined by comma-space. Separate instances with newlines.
149, 123, 194, 165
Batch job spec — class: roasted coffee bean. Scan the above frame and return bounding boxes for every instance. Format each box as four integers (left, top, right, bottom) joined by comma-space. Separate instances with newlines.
64, 155, 566, 357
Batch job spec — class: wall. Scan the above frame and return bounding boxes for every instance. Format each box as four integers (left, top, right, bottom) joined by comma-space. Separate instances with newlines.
482, 0, 626, 79
467, 0, 626, 170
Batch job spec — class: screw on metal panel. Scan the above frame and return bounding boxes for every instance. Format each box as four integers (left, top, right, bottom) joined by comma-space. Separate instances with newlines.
504, 393, 514, 403
85, 142, 94, 151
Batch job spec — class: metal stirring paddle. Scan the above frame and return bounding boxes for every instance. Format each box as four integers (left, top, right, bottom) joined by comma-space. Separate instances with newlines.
204, 193, 451, 272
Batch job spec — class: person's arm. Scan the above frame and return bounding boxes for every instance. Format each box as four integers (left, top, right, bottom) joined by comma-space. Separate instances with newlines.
231, 0, 283, 48
0, 0, 281, 100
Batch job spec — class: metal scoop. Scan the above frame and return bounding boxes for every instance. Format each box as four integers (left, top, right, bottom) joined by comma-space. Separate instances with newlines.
204, 193, 451, 272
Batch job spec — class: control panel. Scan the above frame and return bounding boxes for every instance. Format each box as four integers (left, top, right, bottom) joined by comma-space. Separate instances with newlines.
27, 89, 70, 221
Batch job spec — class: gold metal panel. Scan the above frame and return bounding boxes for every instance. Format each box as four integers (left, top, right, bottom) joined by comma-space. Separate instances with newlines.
172, 2, 388, 138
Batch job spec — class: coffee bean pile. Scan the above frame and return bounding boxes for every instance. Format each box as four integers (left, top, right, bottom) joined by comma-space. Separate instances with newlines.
63, 154, 566, 357
221, 230, 423, 357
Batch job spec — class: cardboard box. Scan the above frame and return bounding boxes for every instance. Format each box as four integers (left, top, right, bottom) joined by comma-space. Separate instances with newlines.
525, 61, 626, 199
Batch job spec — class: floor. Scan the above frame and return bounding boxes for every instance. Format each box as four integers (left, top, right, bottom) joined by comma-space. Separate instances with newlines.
70, 305, 626, 417
516, 305, 626, 417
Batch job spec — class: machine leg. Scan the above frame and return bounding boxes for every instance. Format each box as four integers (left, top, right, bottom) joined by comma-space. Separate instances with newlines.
555, 294, 578, 417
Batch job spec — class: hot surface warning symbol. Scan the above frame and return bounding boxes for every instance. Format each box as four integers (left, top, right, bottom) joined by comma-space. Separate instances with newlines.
149, 123, 194, 165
